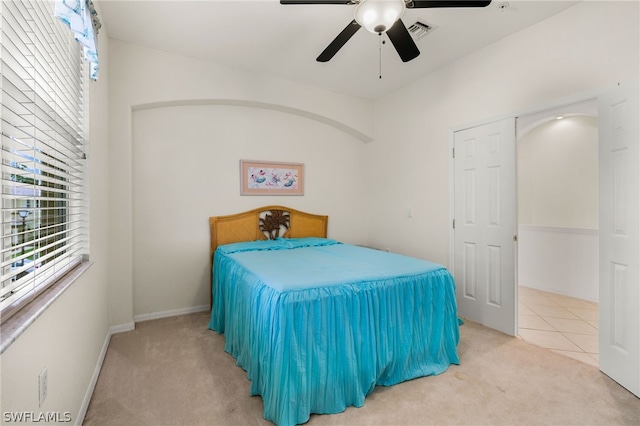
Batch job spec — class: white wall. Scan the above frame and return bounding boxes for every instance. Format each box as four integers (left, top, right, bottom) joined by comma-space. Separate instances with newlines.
518, 115, 598, 228
518, 225, 598, 301
109, 40, 374, 325
517, 115, 599, 300
131, 104, 368, 318
367, 1, 639, 267
0, 24, 112, 423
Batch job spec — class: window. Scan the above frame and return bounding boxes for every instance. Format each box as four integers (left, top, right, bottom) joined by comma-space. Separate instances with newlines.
0, 0, 88, 321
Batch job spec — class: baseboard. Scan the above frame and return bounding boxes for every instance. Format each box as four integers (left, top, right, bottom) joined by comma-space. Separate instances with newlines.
109, 322, 135, 334
133, 305, 209, 323
75, 326, 112, 426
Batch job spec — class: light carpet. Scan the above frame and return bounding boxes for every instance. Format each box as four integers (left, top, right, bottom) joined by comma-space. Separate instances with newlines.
83, 312, 639, 425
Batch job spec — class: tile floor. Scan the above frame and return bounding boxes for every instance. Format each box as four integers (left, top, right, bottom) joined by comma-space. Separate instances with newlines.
518, 286, 599, 367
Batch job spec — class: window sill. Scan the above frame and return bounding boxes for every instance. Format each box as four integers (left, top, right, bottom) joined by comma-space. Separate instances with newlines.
0, 261, 94, 355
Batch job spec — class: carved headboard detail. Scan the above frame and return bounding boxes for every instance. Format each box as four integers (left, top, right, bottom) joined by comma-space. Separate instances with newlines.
259, 209, 290, 240
209, 205, 328, 259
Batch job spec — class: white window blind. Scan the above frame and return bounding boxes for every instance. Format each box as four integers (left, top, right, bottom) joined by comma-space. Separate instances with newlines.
0, 0, 88, 320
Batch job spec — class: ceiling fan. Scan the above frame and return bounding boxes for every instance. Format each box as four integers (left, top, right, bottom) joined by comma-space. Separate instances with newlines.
280, 0, 492, 63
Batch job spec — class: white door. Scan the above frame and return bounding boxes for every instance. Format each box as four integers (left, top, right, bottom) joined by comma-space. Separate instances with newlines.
453, 117, 517, 336
599, 80, 640, 397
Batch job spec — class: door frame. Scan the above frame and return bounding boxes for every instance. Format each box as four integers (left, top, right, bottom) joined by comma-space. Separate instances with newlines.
449, 88, 607, 332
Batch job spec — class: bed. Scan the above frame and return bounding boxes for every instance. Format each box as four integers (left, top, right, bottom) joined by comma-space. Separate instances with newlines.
208, 206, 460, 426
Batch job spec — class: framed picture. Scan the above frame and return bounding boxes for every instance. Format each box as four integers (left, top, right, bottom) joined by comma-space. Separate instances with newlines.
240, 160, 304, 196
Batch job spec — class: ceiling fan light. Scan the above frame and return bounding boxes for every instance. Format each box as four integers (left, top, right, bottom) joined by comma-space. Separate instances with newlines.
355, 0, 406, 34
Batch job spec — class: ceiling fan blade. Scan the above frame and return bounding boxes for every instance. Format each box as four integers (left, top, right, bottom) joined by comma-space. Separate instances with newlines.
317, 20, 361, 62
386, 19, 420, 62
280, 0, 354, 4
408, 0, 491, 8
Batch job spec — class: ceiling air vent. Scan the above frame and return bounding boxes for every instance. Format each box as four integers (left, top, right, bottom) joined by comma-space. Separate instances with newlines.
407, 21, 434, 41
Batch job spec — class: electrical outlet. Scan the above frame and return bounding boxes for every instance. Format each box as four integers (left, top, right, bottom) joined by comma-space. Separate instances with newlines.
38, 368, 47, 407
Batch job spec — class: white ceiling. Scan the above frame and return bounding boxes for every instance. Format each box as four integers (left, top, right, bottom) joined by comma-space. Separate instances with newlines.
98, 0, 579, 100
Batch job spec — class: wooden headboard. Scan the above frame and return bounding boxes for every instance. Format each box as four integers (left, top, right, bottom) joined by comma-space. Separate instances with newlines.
209, 205, 328, 259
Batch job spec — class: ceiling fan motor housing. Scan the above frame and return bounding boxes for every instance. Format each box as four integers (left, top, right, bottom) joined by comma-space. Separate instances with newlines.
354, 0, 406, 34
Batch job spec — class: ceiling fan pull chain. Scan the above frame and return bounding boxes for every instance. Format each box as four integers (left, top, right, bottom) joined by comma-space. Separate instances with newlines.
379, 33, 383, 79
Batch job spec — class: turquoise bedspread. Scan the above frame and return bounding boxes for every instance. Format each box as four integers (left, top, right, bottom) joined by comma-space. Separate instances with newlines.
209, 238, 460, 426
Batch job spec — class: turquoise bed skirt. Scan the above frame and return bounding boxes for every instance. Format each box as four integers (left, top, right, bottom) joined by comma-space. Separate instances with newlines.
209, 239, 460, 426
